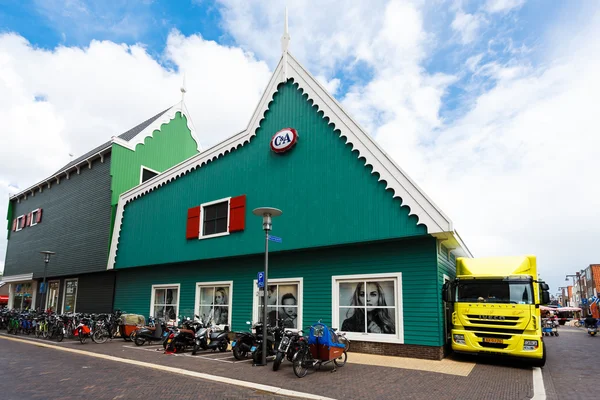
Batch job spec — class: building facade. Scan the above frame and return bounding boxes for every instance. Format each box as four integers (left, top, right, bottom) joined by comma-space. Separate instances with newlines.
108, 52, 471, 359
3, 105, 200, 313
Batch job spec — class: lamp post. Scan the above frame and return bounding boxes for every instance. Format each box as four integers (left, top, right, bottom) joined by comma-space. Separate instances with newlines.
252, 207, 282, 366
39, 251, 56, 311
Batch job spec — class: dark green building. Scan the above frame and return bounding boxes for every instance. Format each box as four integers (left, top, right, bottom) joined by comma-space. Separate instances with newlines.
108, 51, 471, 359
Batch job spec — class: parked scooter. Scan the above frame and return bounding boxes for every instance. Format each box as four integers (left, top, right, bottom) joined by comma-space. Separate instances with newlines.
232, 321, 259, 360
134, 318, 169, 346
164, 317, 202, 354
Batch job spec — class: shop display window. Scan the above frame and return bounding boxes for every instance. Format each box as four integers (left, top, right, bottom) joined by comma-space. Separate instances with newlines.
254, 278, 302, 329
333, 273, 403, 343
195, 282, 232, 326
12, 282, 33, 310
46, 281, 60, 311
151, 284, 180, 323
62, 279, 78, 313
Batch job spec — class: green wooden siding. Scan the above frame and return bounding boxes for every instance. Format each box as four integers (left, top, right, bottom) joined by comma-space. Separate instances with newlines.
115, 81, 426, 269
437, 242, 457, 343
114, 236, 444, 346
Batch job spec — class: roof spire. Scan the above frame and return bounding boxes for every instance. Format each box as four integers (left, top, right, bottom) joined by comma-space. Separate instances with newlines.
281, 7, 290, 82
180, 72, 187, 104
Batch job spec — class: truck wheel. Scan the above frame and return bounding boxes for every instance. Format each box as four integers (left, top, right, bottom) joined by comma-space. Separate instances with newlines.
531, 343, 546, 368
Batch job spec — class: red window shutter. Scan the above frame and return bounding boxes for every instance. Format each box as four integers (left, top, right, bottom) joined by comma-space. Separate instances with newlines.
229, 195, 246, 232
12, 219, 17, 231
36, 209, 43, 224
28, 212, 33, 226
186, 206, 201, 239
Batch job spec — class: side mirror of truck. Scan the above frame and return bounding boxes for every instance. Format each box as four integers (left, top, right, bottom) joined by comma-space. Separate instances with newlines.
539, 282, 549, 291
541, 290, 550, 305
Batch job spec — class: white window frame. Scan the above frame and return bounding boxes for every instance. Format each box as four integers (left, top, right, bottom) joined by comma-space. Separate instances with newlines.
140, 165, 160, 184
150, 284, 181, 322
332, 272, 404, 344
45, 280, 60, 311
194, 280, 233, 327
61, 278, 79, 313
16, 215, 25, 231
30, 209, 40, 226
199, 197, 231, 240
252, 277, 303, 331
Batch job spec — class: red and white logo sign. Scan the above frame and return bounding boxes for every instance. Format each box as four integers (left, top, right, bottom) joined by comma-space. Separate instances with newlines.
270, 128, 298, 153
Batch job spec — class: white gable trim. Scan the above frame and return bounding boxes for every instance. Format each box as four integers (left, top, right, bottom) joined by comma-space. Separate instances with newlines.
112, 102, 202, 152
107, 52, 457, 270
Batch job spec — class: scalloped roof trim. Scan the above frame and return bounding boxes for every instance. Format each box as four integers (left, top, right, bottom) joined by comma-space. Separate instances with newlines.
107, 52, 456, 270
112, 102, 202, 152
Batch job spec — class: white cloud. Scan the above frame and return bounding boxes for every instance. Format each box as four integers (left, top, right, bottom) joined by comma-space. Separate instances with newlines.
451, 11, 485, 44
0, 30, 271, 272
485, 0, 526, 14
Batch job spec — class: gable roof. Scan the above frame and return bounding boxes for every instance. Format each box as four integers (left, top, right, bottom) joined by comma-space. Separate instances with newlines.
10, 103, 201, 201
107, 52, 471, 269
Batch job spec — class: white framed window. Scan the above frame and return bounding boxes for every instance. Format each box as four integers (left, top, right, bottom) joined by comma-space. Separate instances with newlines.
45, 280, 60, 312
200, 197, 231, 239
140, 165, 160, 184
30, 209, 40, 226
150, 284, 180, 323
16, 215, 25, 231
62, 279, 78, 313
252, 278, 303, 330
195, 281, 233, 327
332, 273, 404, 344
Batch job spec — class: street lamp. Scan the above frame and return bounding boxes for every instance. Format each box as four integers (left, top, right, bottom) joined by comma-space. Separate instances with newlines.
252, 207, 282, 367
40, 251, 56, 311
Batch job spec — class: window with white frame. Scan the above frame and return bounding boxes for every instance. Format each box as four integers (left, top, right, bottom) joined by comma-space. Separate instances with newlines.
333, 273, 403, 343
46, 280, 60, 312
30, 209, 40, 226
16, 215, 25, 231
195, 282, 232, 326
201, 198, 229, 237
253, 278, 302, 329
140, 166, 159, 184
62, 279, 78, 313
151, 285, 180, 322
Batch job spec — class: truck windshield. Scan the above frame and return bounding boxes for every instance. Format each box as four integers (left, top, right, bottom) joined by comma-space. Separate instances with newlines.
456, 280, 534, 304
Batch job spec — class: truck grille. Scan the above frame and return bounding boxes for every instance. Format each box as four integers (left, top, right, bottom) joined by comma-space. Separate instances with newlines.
466, 315, 520, 326
464, 326, 524, 335
480, 342, 509, 349
473, 333, 512, 340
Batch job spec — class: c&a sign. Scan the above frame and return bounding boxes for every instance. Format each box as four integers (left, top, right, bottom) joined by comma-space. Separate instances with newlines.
270, 128, 298, 153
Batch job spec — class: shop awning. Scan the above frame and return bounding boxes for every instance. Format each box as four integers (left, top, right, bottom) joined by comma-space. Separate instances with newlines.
0, 273, 33, 283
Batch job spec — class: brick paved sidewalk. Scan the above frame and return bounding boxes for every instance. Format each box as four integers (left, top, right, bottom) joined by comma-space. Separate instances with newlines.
0, 333, 534, 400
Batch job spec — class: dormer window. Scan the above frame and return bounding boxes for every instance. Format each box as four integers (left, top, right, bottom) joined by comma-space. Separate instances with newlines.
140, 166, 159, 184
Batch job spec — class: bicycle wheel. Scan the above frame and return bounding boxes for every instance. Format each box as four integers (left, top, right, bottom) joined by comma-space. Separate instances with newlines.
293, 349, 311, 378
35, 325, 41, 338
92, 329, 108, 344
334, 350, 347, 367
56, 328, 64, 342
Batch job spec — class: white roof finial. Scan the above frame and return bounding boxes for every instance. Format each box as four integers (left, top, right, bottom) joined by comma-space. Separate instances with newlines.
281, 7, 290, 82
180, 72, 187, 104
281, 7, 290, 53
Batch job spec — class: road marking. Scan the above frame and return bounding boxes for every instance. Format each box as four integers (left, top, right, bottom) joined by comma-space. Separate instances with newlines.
532, 367, 546, 400
1, 335, 334, 400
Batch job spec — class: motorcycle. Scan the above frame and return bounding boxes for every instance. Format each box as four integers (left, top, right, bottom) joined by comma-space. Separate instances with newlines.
134, 318, 170, 346
273, 329, 305, 371
585, 318, 598, 336
164, 317, 201, 354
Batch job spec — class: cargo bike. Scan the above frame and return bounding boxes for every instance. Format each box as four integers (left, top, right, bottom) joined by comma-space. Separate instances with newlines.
118, 314, 146, 341
292, 321, 349, 378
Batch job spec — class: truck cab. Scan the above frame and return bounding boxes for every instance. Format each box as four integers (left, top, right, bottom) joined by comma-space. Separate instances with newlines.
442, 255, 550, 367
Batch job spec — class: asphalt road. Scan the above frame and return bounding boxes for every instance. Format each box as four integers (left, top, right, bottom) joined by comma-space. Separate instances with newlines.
543, 325, 600, 400
0, 339, 287, 400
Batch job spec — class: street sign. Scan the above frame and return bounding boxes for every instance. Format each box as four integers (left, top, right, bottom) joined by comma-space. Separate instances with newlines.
257, 271, 265, 288
268, 235, 282, 243
582, 298, 588, 305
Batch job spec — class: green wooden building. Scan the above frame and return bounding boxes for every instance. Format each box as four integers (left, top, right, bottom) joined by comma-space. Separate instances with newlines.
108, 49, 471, 359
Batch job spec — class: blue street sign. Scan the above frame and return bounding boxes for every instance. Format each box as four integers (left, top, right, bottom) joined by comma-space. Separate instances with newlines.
268, 235, 282, 243
257, 272, 265, 288
39, 282, 46, 294
582, 298, 588, 305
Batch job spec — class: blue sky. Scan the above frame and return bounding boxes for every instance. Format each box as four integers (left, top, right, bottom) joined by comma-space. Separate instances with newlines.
1, 1, 600, 295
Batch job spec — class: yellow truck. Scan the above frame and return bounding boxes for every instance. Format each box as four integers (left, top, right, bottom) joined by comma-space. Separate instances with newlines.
442, 255, 550, 367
